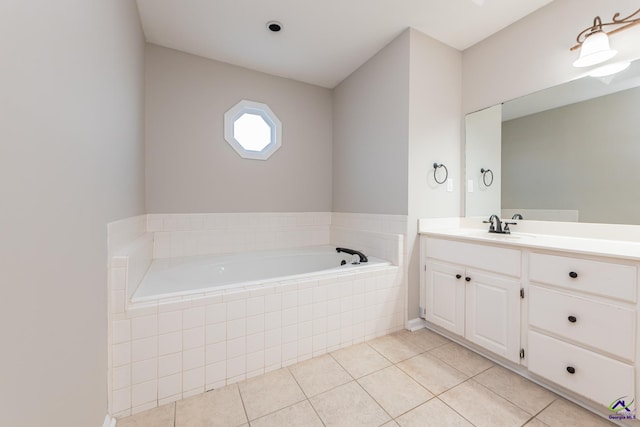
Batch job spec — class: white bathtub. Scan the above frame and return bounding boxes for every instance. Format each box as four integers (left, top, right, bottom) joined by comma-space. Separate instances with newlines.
132, 245, 390, 302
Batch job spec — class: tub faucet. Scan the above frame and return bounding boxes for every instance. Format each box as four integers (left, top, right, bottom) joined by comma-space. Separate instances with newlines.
336, 247, 368, 264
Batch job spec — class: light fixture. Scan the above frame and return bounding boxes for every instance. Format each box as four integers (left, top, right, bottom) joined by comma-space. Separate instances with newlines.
572, 30, 616, 67
588, 61, 631, 78
571, 8, 640, 68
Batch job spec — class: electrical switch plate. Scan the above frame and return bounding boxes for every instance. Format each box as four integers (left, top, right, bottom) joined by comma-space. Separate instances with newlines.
447, 178, 453, 192
468, 179, 474, 192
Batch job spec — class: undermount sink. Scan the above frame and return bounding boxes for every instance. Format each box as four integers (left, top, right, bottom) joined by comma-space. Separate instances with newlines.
460, 229, 536, 240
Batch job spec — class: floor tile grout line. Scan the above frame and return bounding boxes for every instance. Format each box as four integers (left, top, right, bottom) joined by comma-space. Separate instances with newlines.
239, 365, 326, 425
437, 394, 479, 427
470, 366, 560, 419
384, 357, 438, 403
393, 353, 469, 397
353, 334, 455, 423
286, 359, 354, 402
426, 343, 493, 379
241, 368, 309, 423
121, 329, 592, 427
328, 345, 392, 382
366, 341, 402, 365
172, 402, 176, 427
379, 333, 476, 399
349, 377, 395, 424
384, 394, 438, 423
466, 378, 536, 419
286, 365, 313, 400
393, 351, 472, 406
247, 396, 324, 426
235, 382, 252, 425
531, 398, 558, 420
305, 397, 328, 427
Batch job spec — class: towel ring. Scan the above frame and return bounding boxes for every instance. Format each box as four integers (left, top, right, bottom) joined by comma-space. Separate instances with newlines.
433, 163, 448, 185
480, 168, 494, 187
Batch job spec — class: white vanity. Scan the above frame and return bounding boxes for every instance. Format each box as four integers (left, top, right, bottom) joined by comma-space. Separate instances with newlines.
419, 218, 640, 424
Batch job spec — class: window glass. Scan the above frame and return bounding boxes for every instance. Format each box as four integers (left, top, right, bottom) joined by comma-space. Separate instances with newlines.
224, 100, 281, 160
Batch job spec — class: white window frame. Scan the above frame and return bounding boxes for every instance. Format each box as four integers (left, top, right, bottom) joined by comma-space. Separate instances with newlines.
223, 99, 282, 160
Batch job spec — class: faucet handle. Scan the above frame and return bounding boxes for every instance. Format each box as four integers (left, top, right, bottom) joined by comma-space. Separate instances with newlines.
503, 221, 517, 233
482, 220, 495, 231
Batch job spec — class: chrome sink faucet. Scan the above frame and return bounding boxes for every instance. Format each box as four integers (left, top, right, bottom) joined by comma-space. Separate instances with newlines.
486, 214, 503, 233
483, 214, 517, 234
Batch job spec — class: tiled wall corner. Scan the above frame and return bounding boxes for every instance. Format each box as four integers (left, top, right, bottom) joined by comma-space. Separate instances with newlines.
108, 215, 147, 255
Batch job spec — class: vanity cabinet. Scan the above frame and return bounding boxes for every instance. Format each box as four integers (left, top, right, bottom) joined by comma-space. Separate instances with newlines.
420, 225, 640, 420
526, 252, 637, 408
423, 238, 522, 363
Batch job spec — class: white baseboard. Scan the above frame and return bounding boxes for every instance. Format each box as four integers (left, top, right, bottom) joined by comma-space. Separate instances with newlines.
103, 414, 116, 427
406, 317, 427, 331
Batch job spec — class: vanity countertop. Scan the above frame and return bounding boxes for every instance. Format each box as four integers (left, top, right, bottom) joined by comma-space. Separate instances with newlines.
420, 226, 640, 262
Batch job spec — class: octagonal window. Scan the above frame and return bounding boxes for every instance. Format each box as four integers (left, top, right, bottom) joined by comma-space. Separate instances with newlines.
224, 100, 282, 160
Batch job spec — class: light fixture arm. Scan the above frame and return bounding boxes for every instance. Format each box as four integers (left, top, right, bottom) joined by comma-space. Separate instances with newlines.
570, 8, 640, 51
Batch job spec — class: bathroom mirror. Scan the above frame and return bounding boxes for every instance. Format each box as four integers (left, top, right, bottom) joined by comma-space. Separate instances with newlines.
465, 59, 640, 224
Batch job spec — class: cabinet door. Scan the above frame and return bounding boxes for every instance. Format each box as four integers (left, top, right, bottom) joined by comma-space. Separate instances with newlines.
466, 270, 521, 363
425, 260, 465, 336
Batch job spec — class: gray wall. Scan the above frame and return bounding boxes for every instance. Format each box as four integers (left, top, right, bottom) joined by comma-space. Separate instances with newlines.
145, 45, 333, 213
332, 29, 462, 320
332, 30, 410, 215
502, 87, 640, 225
0, 1, 145, 426
407, 29, 462, 320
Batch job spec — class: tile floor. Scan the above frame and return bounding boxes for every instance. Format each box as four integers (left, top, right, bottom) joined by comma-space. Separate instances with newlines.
117, 329, 615, 427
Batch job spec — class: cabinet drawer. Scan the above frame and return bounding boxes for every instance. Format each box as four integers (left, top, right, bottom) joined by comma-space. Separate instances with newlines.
426, 238, 520, 277
529, 253, 636, 302
529, 286, 636, 361
528, 331, 635, 408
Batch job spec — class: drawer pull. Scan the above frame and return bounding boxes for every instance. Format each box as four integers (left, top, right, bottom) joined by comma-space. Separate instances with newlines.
569, 271, 578, 278
465, 277, 471, 282
566, 366, 576, 374
455, 274, 462, 279
568, 315, 577, 323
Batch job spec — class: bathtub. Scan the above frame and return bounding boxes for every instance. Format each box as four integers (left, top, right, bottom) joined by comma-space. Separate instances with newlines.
132, 245, 390, 302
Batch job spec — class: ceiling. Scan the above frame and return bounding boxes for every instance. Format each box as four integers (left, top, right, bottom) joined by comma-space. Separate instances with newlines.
135, 0, 554, 88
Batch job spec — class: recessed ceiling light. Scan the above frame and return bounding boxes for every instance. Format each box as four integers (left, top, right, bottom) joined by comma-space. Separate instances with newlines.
267, 21, 282, 32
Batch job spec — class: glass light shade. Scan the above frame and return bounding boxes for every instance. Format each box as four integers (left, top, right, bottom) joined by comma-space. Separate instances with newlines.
573, 31, 617, 67
588, 61, 631, 77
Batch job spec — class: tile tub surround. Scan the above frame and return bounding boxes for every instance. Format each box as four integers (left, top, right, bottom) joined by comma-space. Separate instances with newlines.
117, 328, 615, 427
148, 212, 333, 259
107, 212, 406, 417
109, 267, 403, 418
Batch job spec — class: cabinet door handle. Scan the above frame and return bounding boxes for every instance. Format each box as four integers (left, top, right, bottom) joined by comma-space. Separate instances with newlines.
566, 366, 576, 374
568, 315, 577, 323
455, 274, 462, 279
569, 271, 578, 278
465, 277, 471, 282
